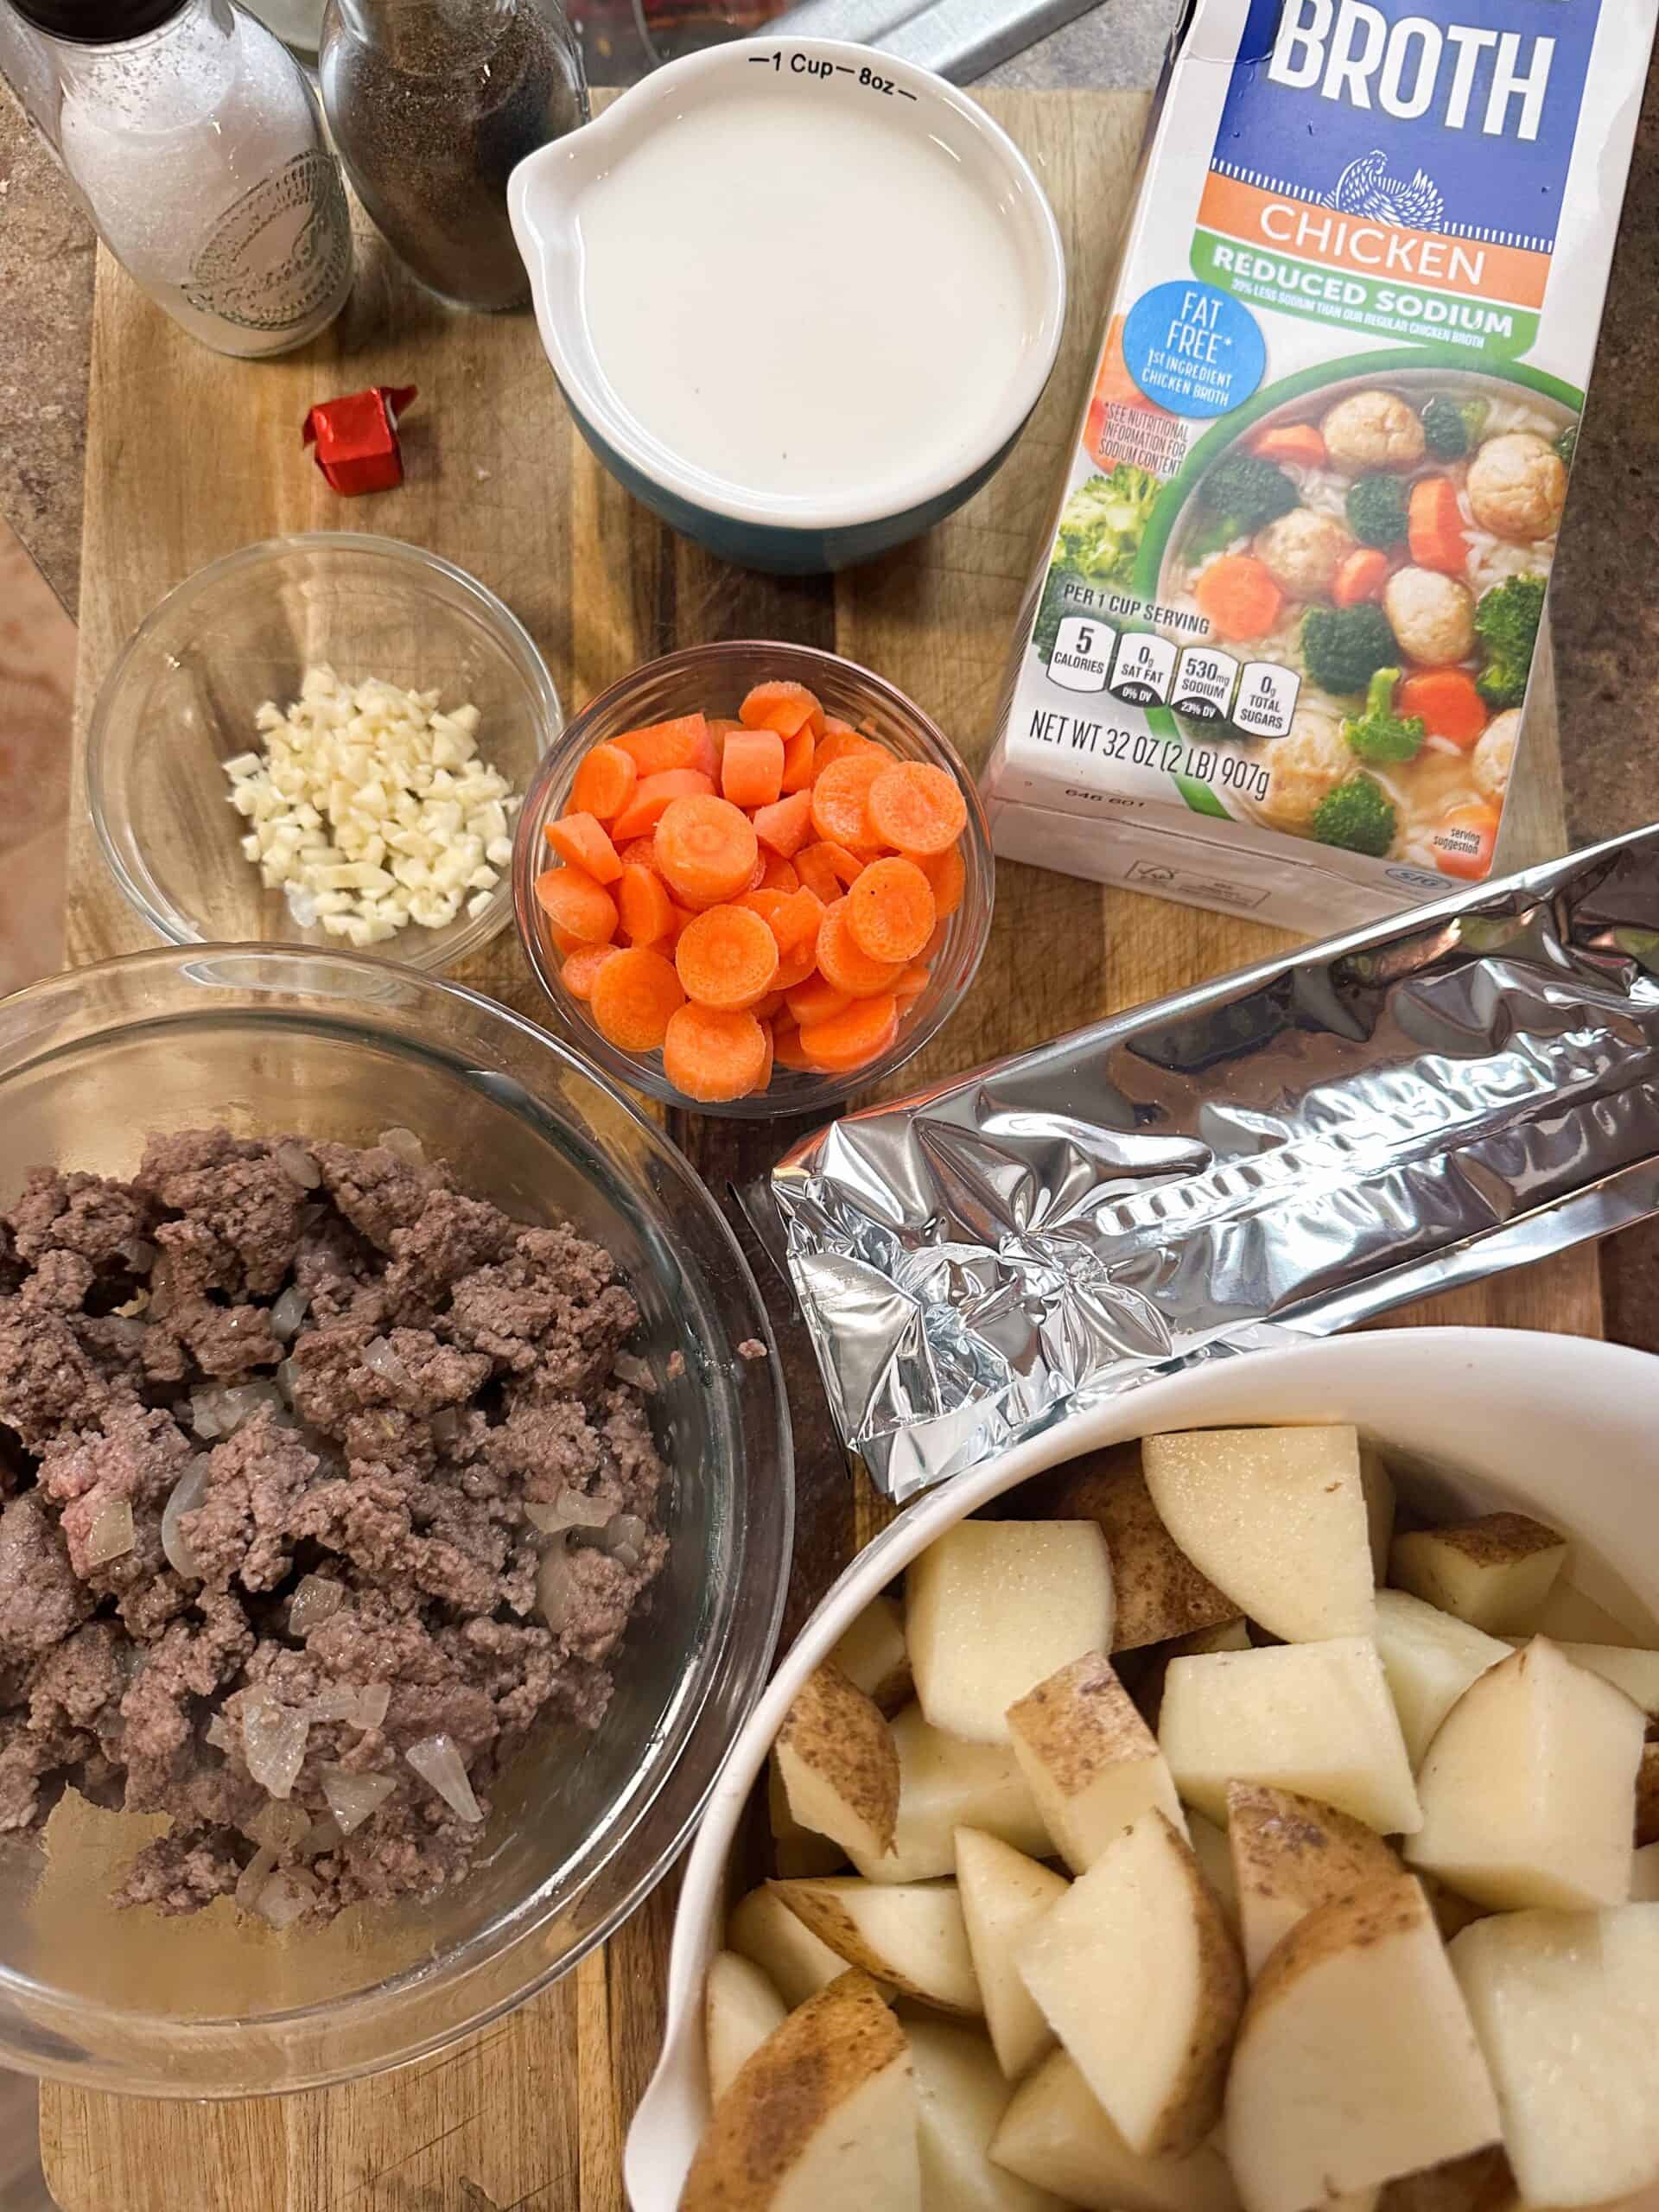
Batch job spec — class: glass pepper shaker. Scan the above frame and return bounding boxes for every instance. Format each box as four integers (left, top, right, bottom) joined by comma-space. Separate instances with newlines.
319, 0, 588, 313
2, 0, 354, 359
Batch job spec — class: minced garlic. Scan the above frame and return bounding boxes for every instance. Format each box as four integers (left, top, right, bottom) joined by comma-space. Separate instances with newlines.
222, 664, 520, 946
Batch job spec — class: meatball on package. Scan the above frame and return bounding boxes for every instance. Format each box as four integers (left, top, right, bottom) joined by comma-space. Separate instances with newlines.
982, 0, 1656, 931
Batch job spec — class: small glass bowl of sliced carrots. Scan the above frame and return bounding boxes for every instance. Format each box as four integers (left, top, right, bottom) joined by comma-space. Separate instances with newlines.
512, 642, 994, 1116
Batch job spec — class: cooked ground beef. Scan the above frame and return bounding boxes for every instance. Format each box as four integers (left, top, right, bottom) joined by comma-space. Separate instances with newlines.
0, 1128, 667, 1928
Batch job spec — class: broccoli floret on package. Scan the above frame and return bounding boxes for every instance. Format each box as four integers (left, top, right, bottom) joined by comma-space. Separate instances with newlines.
1475, 575, 1548, 710
1188, 452, 1300, 558
1343, 669, 1425, 765
1301, 605, 1399, 699
1345, 475, 1409, 550
1312, 774, 1397, 858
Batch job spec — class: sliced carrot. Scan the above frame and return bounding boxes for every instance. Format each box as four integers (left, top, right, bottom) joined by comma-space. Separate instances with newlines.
613, 713, 709, 778
772, 937, 823, 993
779, 726, 816, 793
543, 810, 622, 884
810, 753, 888, 849
757, 853, 800, 893
799, 993, 899, 1074
1332, 547, 1390, 609
846, 855, 936, 964
590, 947, 685, 1052
674, 905, 779, 1011
795, 842, 845, 906
1397, 668, 1488, 748
721, 728, 786, 811
866, 762, 969, 859
785, 973, 853, 1027
1430, 804, 1500, 881
1408, 477, 1469, 576
1248, 422, 1327, 467
616, 862, 675, 948
813, 728, 888, 774
737, 887, 791, 931
755, 1020, 776, 1095
569, 742, 637, 823
751, 991, 785, 1022
912, 843, 965, 920
545, 919, 582, 957
653, 794, 760, 906
772, 1021, 815, 1072
893, 962, 931, 1002
534, 867, 616, 946
662, 1004, 770, 1103
611, 767, 715, 842
561, 943, 618, 1001
817, 899, 906, 1000
1194, 553, 1284, 645
752, 788, 814, 859
747, 849, 770, 893
616, 835, 661, 871
689, 721, 722, 780
740, 680, 824, 739
767, 885, 825, 956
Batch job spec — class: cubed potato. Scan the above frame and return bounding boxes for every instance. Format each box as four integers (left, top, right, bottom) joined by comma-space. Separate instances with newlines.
990, 2051, 1241, 2212
830, 1593, 914, 1715
1225, 1878, 1501, 2212
704, 1950, 787, 2101
1389, 1515, 1567, 1636
773, 1662, 899, 1867
1451, 1905, 1659, 2207
906, 2017, 1068, 2210
1375, 1590, 1511, 1767
1141, 1426, 1376, 1644
1158, 1638, 1421, 1835
683, 1971, 920, 2212
1405, 1640, 1643, 1911
1226, 1780, 1404, 1979
1021, 1445, 1237, 1651
1016, 1810, 1243, 2157
1359, 1445, 1396, 1580
728, 1883, 852, 2009
906, 1522, 1114, 1745
849, 1702, 1051, 1883
955, 1826, 1068, 2082
1548, 1643, 1659, 1717
1007, 1651, 1186, 1872
1375, 2147, 1516, 2212
770, 1877, 982, 2015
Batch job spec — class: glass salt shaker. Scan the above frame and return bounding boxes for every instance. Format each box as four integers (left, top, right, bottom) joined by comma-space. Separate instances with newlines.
319, 0, 587, 313
3, 0, 353, 359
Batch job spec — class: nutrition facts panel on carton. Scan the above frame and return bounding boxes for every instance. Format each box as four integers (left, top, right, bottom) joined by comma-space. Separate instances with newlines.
1231, 660, 1300, 740
1049, 617, 1117, 694
1170, 645, 1238, 724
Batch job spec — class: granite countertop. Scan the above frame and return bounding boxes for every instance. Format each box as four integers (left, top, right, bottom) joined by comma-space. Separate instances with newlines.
2, 10, 1658, 1339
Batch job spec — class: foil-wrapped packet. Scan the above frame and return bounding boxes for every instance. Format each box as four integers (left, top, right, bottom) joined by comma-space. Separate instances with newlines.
772, 827, 1659, 1501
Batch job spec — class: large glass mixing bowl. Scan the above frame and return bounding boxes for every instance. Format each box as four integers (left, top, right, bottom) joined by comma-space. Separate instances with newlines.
0, 948, 793, 2095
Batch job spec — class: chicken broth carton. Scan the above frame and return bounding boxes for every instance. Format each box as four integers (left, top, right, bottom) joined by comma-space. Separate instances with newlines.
982, 0, 1655, 931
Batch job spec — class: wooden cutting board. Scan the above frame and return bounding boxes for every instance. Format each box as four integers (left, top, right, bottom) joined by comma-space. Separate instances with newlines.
42, 86, 1599, 2212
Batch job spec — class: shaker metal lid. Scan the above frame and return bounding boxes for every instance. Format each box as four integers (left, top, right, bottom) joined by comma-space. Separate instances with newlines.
8, 0, 188, 41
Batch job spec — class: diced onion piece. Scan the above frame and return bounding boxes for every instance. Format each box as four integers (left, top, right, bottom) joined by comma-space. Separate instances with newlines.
405, 1734, 483, 1822
85, 1497, 136, 1567
204, 1713, 238, 1755
537, 1541, 576, 1630
245, 1798, 313, 1853
354, 1681, 391, 1731
361, 1336, 408, 1382
275, 1141, 321, 1191
234, 1845, 276, 1913
301, 1814, 345, 1857
378, 1127, 426, 1167
161, 1460, 211, 1580
270, 1283, 309, 1340
319, 1766, 397, 1836
430, 1407, 461, 1444
524, 1491, 611, 1535
257, 1866, 321, 1930
276, 1356, 301, 1405
611, 1351, 655, 1393
288, 1574, 343, 1635
240, 1691, 310, 1800
602, 1512, 648, 1571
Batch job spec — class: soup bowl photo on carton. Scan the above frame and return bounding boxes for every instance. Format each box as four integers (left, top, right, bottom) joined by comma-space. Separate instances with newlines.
623, 1325, 1659, 2209
508, 40, 1066, 575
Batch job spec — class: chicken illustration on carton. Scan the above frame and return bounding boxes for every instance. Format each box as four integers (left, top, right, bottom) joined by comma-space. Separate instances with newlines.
983, 0, 1656, 931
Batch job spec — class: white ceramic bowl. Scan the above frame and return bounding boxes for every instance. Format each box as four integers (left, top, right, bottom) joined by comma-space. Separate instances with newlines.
508, 39, 1066, 575
623, 1326, 1659, 2209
